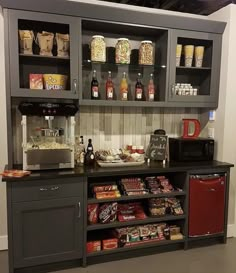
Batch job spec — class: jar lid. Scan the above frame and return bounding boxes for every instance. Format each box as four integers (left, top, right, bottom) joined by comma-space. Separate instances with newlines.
132, 146, 137, 149
117, 38, 129, 41
92, 35, 104, 39
137, 146, 144, 149
141, 40, 153, 44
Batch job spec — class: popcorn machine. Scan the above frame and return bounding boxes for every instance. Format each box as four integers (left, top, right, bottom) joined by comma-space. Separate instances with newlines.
19, 102, 78, 170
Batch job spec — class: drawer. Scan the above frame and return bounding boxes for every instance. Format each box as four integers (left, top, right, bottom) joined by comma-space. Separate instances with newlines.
11, 177, 84, 202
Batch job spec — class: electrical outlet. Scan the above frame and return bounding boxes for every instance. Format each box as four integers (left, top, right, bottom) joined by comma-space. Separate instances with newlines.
208, 127, 214, 139
209, 110, 216, 121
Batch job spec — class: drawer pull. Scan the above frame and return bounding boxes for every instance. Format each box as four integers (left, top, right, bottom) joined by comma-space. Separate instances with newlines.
50, 186, 60, 191
77, 202, 81, 219
39, 188, 48, 192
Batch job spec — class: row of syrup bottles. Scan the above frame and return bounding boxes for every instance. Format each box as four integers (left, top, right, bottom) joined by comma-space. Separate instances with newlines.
91, 70, 155, 101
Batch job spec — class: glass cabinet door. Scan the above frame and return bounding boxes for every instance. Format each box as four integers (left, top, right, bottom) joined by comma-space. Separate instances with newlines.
168, 29, 221, 105
8, 10, 80, 99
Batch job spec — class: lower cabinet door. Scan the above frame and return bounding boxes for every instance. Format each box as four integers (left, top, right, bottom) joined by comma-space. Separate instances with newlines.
12, 197, 83, 268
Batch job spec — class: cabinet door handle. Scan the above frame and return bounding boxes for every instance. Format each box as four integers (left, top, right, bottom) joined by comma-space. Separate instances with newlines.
39, 188, 48, 192
209, 188, 216, 192
50, 186, 60, 191
73, 79, 77, 94
77, 202, 81, 219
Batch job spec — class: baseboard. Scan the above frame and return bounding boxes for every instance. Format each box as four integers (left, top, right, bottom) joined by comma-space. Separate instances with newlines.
0, 235, 7, 251
227, 224, 235, 238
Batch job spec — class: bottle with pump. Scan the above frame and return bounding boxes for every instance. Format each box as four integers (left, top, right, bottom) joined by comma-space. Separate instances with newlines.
135, 73, 144, 101
106, 71, 114, 100
147, 73, 155, 101
84, 139, 95, 165
75, 136, 85, 166
120, 72, 128, 101
91, 70, 99, 99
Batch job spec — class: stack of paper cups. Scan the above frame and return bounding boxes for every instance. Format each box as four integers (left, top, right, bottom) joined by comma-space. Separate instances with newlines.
184, 45, 194, 67
176, 44, 182, 66
195, 46, 205, 67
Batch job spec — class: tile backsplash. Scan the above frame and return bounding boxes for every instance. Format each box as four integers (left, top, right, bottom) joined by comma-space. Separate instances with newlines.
78, 106, 209, 150
12, 106, 209, 164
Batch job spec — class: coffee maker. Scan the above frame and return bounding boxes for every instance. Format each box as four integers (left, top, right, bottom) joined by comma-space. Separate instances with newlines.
19, 102, 78, 170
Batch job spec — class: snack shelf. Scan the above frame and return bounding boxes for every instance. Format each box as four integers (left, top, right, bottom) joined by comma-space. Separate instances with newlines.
87, 191, 186, 204
87, 238, 185, 257
87, 215, 186, 231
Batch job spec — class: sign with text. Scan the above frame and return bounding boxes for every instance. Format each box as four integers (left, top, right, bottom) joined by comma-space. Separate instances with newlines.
148, 134, 168, 161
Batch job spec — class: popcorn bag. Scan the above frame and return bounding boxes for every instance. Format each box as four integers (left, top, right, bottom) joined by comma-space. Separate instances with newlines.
19, 30, 34, 54
56, 33, 70, 57
36, 31, 54, 56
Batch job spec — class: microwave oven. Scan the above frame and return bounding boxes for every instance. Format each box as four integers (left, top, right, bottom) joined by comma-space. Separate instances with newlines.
169, 138, 214, 162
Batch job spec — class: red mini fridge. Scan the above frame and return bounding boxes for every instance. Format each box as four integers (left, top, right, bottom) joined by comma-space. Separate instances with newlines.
189, 174, 226, 237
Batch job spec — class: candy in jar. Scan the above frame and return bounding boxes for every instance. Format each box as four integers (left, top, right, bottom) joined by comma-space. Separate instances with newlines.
91, 35, 106, 62
115, 38, 131, 64
139, 40, 154, 65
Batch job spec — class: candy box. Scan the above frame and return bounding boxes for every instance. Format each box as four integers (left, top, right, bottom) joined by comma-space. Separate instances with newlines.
102, 238, 118, 250
87, 241, 101, 253
29, 74, 43, 89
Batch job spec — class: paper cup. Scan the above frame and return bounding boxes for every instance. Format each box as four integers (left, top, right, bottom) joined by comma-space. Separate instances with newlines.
195, 46, 205, 67
176, 44, 182, 66
184, 45, 194, 67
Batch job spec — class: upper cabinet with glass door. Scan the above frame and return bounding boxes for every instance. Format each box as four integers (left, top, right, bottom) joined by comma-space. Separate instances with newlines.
8, 10, 80, 99
168, 30, 222, 107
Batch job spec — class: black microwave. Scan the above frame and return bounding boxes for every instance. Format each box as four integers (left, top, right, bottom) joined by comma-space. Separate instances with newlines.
169, 138, 214, 162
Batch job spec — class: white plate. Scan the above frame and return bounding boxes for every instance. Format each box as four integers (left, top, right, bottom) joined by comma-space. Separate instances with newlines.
97, 161, 145, 168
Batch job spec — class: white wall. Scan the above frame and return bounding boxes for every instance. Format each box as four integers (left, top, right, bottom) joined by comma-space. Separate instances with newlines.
209, 4, 236, 235
0, 6, 8, 250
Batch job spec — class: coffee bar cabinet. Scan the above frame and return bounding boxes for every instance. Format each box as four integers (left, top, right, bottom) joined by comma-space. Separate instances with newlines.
9, 178, 84, 269
7, 10, 80, 99
168, 30, 222, 104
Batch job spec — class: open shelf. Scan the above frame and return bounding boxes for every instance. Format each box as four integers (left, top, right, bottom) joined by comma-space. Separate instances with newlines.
80, 100, 166, 107
83, 60, 166, 70
176, 66, 211, 70
11, 88, 76, 99
87, 215, 186, 231
19, 53, 70, 61
88, 191, 186, 204
87, 238, 185, 257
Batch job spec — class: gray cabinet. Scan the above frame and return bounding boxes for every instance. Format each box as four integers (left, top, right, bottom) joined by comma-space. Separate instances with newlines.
11, 178, 84, 268
168, 29, 222, 107
7, 9, 80, 99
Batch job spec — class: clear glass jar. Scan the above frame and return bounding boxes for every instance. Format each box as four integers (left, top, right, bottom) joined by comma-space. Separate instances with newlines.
90, 35, 106, 62
115, 38, 131, 64
139, 40, 154, 65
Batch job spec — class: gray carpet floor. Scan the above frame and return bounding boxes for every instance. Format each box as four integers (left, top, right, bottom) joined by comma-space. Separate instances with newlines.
1, 239, 236, 273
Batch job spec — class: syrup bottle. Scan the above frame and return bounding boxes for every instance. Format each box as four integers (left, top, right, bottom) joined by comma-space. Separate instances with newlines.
135, 73, 143, 101
120, 72, 128, 101
106, 71, 114, 100
91, 70, 99, 99
147, 73, 155, 101
84, 139, 95, 165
